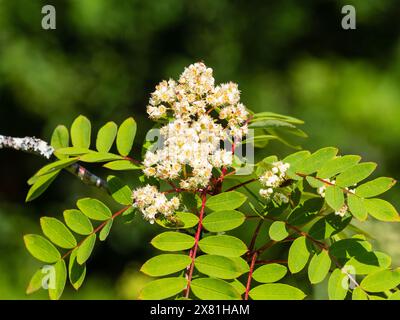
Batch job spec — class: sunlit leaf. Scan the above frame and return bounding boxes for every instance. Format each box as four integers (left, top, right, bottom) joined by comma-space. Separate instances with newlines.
141, 254, 192, 277
24, 234, 61, 263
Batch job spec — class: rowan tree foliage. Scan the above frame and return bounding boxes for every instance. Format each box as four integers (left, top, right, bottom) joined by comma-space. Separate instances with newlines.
3, 63, 399, 300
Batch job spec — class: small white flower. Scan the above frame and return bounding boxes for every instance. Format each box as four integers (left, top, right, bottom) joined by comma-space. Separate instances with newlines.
335, 204, 348, 217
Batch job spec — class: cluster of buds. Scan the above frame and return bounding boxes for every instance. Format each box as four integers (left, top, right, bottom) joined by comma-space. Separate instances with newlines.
132, 185, 180, 224
259, 161, 290, 203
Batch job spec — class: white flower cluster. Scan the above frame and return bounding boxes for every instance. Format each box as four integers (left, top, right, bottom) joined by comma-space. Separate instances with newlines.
143, 62, 249, 190
259, 161, 290, 202
132, 185, 180, 224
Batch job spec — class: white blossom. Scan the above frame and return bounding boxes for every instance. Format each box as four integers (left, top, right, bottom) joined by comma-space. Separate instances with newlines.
132, 185, 180, 224
259, 161, 290, 201
335, 204, 348, 217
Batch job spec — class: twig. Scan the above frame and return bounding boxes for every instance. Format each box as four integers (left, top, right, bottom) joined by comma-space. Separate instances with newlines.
0, 134, 109, 193
225, 178, 258, 192
62, 206, 130, 260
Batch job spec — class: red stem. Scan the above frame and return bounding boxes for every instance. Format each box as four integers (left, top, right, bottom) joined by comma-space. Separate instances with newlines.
184, 191, 207, 298
244, 252, 258, 300
62, 206, 130, 260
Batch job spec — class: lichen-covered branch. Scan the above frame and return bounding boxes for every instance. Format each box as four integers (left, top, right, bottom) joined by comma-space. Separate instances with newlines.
0, 135, 54, 159
0, 134, 109, 193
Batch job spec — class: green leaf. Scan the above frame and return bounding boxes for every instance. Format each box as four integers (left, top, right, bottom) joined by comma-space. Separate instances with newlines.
268, 221, 288, 241
368, 295, 386, 300
361, 268, 400, 292
329, 238, 371, 260
308, 250, 331, 284
139, 277, 187, 300
77, 234, 96, 265
151, 232, 195, 251
198, 235, 248, 257
388, 291, 400, 300
364, 198, 400, 222
249, 283, 306, 300
283, 151, 311, 179
48, 259, 67, 300
40, 217, 77, 249
77, 198, 112, 221
96, 121, 118, 153
297, 147, 338, 175
241, 134, 278, 145
71, 115, 91, 149
252, 112, 304, 124
26, 170, 60, 202
99, 220, 113, 241
202, 210, 245, 232
229, 279, 246, 295
325, 185, 345, 211
306, 176, 324, 188
308, 213, 352, 240
347, 193, 367, 221
249, 119, 296, 129
156, 212, 199, 229
116, 117, 137, 156
317, 155, 361, 179
252, 264, 287, 283
79, 152, 122, 163
103, 160, 141, 171
352, 287, 368, 300
288, 236, 310, 273
287, 198, 324, 226
107, 175, 132, 205
63, 209, 93, 235
54, 147, 91, 156
26, 269, 45, 295
206, 191, 247, 211
283, 150, 311, 166
191, 278, 241, 300
328, 268, 348, 300
51, 125, 69, 150
195, 255, 249, 279
29, 158, 79, 184
24, 234, 61, 263
141, 254, 192, 277
356, 177, 396, 198
69, 249, 86, 290
335, 162, 377, 187
345, 251, 391, 274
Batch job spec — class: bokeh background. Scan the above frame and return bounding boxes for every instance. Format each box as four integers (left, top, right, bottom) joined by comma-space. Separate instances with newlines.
0, 0, 399, 299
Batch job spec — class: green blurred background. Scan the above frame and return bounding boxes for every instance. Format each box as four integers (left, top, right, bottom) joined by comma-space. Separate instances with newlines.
0, 0, 399, 299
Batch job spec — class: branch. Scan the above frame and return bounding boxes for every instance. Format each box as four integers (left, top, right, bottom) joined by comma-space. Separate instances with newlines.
0, 135, 54, 159
0, 134, 109, 193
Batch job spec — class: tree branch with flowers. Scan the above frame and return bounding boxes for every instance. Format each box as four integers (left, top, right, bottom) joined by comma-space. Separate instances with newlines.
3, 62, 400, 300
